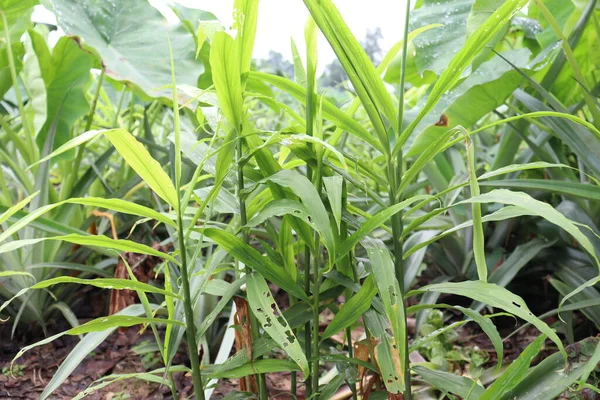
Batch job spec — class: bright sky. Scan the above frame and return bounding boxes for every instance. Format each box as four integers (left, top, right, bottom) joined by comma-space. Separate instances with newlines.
33, 0, 408, 72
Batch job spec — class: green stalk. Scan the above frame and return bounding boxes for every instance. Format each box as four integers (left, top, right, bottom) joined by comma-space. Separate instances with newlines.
168, 38, 205, 400
311, 168, 323, 396
533, 0, 600, 128
63, 70, 105, 199
236, 128, 268, 400
390, 1, 413, 398
1, 10, 36, 164
303, 243, 313, 398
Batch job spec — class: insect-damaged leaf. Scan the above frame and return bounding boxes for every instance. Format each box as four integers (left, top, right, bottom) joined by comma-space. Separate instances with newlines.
246, 272, 309, 377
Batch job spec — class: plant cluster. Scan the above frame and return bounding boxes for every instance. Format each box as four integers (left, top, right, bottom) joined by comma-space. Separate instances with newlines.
1, 0, 599, 399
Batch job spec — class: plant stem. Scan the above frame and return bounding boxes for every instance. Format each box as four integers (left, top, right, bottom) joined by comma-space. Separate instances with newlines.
176, 211, 206, 400
236, 132, 268, 400
388, 1, 414, 397
169, 37, 205, 400
304, 240, 313, 398
63, 70, 105, 199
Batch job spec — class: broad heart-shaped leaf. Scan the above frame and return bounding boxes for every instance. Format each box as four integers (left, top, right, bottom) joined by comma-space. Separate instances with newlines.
210, 31, 242, 130
397, 0, 529, 150
408, 0, 473, 77
51, 0, 202, 100
203, 228, 309, 302
26, 31, 93, 151
0, 0, 36, 98
405, 48, 531, 157
246, 272, 309, 377
408, 281, 566, 358
0, 0, 37, 41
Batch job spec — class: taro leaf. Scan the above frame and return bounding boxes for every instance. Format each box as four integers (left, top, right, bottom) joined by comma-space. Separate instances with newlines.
0, 0, 36, 99
51, 0, 202, 100
408, 0, 473, 77
26, 31, 93, 150
528, 0, 576, 48
492, 337, 600, 400
0, 0, 38, 41
405, 48, 531, 157
246, 272, 309, 377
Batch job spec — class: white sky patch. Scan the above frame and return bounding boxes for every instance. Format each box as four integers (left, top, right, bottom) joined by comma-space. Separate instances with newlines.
33, 0, 409, 73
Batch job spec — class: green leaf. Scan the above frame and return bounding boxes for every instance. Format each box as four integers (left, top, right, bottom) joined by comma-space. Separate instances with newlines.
210, 359, 301, 379
32, 129, 178, 207
455, 306, 503, 372
338, 194, 432, 262
34, 304, 151, 400
506, 336, 598, 400
363, 238, 406, 392
302, 0, 396, 150
323, 176, 343, 233
210, 31, 242, 129
246, 272, 309, 377
414, 365, 484, 399
0, 0, 37, 42
0, 234, 178, 265
52, 0, 202, 99
397, 0, 529, 150
0, 276, 180, 317
27, 31, 93, 151
407, 0, 473, 77
203, 228, 309, 302
233, 0, 259, 75
514, 90, 600, 178
408, 281, 565, 358
246, 199, 314, 229
262, 170, 336, 269
0, 191, 38, 225
479, 179, 600, 201
0, 271, 35, 281
465, 134, 487, 281
67, 315, 184, 336
322, 275, 377, 340
405, 49, 531, 157
461, 189, 600, 268
480, 335, 546, 399
248, 72, 384, 153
